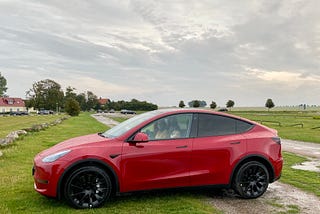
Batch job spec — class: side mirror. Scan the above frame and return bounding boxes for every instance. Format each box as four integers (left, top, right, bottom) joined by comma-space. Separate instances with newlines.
132, 132, 149, 143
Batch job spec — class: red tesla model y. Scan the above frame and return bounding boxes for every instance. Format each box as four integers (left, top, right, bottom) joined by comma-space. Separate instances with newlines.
33, 109, 282, 208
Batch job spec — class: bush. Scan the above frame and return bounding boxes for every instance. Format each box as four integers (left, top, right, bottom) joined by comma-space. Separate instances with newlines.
106, 99, 158, 111
65, 98, 80, 116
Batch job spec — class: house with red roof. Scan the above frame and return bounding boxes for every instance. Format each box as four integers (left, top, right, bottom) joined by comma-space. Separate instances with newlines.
0, 97, 27, 113
98, 97, 110, 107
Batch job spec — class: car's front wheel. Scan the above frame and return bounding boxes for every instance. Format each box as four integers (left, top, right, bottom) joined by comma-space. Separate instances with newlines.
234, 161, 269, 199
64, 166, 112, 208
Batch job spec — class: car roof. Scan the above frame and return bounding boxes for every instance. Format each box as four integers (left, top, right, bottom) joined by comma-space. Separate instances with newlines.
153, 108, 256, 124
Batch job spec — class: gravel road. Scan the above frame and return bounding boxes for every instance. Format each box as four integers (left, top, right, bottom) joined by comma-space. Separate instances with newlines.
91, 113, 320, 214
282, 139, 320, 159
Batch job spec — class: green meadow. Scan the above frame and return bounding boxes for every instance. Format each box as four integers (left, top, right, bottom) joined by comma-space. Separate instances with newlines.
0, 114, 65, 138
0, 113, 217, 214
231, 110, 320, 143
0, 110, 319, 213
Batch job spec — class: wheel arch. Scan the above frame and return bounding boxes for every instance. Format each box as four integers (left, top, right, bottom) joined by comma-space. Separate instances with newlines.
57, 158, 120, 200
230, 155, 275, 186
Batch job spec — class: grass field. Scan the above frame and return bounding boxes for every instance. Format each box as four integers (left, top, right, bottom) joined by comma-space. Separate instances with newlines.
0, 113, 218, 214
281, 152, 320, 197
1, 110, 319, 213
0, 114, 66, 138
231, 111, 320, 143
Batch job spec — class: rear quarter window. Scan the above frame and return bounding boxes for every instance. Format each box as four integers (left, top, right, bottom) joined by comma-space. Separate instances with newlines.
198, 113, 253, 137
236, 119, 254, 134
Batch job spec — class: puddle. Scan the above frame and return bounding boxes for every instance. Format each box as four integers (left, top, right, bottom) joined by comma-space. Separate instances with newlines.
292, 159, 320, 172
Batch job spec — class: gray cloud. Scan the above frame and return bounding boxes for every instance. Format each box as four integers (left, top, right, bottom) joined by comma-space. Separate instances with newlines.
0, 0, 319, 107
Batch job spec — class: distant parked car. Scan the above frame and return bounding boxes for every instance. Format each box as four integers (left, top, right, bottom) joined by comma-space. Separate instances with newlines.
33, 109, 282, 209
38, 110, 54, 115
218, 108, 229, 112
10, 111, 29, 116
121, 109, 136, 114
108, 109, 115, 113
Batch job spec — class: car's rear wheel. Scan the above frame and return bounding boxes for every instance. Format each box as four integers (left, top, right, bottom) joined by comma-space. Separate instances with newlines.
234, 161, 269, 198
64, 166, 112, 209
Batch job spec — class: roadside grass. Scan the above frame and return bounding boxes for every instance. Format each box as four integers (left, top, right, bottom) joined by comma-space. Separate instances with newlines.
231, 111, 320, 143
281, 152, 320, 197
109, 117, 128, 123
267, 199, 300, 214
0, 112, 218, 214
0, 114, 66, 138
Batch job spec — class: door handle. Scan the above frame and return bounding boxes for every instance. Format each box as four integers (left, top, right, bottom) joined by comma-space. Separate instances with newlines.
176, 145, 188, 148
230, 141, 240, 145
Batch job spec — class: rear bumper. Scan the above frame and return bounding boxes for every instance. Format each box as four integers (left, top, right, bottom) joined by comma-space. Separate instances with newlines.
271, 157, 283, 183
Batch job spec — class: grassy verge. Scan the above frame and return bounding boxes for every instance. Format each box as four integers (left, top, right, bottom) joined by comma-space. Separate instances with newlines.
231, 111, 320, 143
0, 113, 218, 213
281, 152, 320, 197
0, 114, 66, 138
109, 117, 128, 123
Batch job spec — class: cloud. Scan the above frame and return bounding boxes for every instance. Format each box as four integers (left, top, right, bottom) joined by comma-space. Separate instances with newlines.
246, 68, 320, 83
0, 0, 320, 107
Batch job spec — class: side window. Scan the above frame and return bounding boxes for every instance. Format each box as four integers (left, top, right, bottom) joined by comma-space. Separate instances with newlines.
141, 114, 193, 140
198, 114, 236, 137
236, 120, 254, 133
198, 114, 254, 137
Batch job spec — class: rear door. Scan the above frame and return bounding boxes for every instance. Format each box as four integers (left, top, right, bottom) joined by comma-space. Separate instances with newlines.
190, 113, 248, 186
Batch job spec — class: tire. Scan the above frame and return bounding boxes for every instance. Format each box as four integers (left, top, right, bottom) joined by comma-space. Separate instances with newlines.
233, 161, 269, 199
64, 166, 112, 209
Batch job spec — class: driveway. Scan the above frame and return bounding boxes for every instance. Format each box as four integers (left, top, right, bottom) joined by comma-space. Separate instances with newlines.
282, 139, 320, 158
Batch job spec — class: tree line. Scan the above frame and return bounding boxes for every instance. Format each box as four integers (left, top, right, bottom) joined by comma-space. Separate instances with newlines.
24, 79, 157, 116
0, 73, 277, 115
179, 99, 236, 110
179, 99, 275, 111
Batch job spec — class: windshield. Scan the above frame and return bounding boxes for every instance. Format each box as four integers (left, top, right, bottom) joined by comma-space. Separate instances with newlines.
102, 110, 161, 138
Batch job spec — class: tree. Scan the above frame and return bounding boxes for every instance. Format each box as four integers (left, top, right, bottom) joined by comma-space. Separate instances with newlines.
65, 98, 80, 116
76, 93, 87, 111
65, 86, 77, 100
0, 72, 8, 97
179, 100, 185, 108
188, 100, 207, 107
210, 101, 217, 109
106, 99, 157, 111
26, 79, 64, 111
86, 91, 99, 111
193, 100, 200, 108
265, 98, 275, 111
226, 100, 235, 110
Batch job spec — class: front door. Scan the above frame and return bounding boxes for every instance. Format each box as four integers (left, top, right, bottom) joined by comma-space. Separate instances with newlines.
120, 113, 193, 192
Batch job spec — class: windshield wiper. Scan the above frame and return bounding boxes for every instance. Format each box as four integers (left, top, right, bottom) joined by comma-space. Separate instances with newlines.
98, 132, 107, 138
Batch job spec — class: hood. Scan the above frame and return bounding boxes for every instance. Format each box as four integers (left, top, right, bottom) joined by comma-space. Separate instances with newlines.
38, 133, 111, 157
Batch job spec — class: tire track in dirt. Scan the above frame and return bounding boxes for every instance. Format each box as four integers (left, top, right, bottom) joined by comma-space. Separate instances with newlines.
207, 182, 320, 214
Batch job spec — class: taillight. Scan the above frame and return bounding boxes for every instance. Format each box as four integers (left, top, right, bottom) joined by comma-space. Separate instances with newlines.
272, 137, 281, 145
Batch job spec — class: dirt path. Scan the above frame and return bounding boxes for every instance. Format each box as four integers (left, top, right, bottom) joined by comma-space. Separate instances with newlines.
207, 181, 320, 214
282, 139, 320, 158
91, 113, 120, 127
91, 113, 320, 214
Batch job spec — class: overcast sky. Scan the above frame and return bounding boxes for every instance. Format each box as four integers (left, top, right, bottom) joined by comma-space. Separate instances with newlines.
1, 0, 319, 107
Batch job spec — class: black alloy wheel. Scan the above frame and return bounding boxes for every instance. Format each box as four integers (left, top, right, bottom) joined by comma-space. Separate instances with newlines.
234, 161, 269, 198
64, 166, 112, 208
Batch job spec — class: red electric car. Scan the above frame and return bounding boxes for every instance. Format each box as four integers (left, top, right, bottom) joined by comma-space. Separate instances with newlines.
33, 109, 282, 208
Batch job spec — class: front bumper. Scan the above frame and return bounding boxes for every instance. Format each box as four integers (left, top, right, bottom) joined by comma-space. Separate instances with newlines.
32, 160, 65, 198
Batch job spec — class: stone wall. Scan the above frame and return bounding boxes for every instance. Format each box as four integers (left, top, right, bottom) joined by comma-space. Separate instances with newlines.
0, 116, 69, 157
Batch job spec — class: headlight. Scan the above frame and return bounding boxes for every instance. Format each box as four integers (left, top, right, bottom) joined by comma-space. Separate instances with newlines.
42, 150, 71, 163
